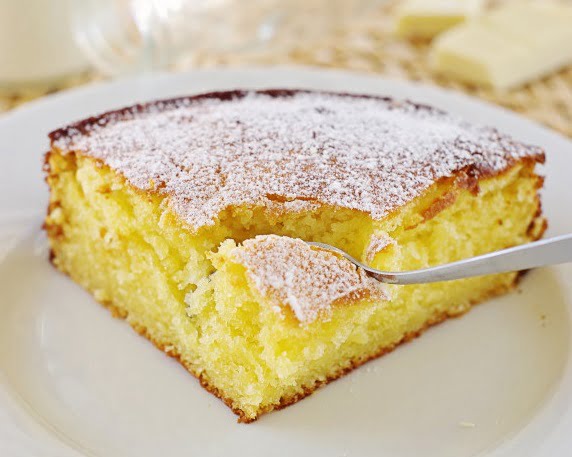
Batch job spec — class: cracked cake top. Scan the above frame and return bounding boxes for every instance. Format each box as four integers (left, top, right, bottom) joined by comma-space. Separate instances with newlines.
50, 89, 544, 231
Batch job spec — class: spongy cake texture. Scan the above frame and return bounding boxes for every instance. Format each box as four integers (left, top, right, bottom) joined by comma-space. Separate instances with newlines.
45, 90, 546, 422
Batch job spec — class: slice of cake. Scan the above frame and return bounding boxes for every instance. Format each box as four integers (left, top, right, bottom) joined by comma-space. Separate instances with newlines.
44, 90, 546, 422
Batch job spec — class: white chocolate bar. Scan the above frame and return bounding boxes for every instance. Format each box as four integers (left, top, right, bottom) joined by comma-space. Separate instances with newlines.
395, 0, 484, 39
432, 2, 572, 89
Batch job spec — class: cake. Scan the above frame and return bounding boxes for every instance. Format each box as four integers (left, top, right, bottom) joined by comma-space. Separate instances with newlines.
44, 89, 546, 422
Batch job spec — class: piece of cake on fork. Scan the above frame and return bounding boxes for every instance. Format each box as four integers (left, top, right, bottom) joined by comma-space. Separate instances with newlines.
44, 89, 546, 422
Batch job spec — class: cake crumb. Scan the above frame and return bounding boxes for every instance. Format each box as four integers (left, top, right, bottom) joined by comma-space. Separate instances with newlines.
459, 421, 476, 428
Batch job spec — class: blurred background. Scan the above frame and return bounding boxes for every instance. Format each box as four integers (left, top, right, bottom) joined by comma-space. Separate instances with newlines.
0, 0, 571, 137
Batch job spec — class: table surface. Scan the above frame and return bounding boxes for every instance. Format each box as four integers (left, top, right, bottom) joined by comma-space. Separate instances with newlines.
2, 0, 571, 138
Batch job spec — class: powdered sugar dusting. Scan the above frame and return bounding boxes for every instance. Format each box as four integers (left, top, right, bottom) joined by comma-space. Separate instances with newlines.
364, 233, 396, 264
51, 90, 543, 231
232, 235, 389, 323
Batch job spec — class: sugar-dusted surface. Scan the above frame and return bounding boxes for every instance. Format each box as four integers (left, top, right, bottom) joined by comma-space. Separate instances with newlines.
231, 235, 389, 323
364, 232, 396, 264
51, 90, 544, 231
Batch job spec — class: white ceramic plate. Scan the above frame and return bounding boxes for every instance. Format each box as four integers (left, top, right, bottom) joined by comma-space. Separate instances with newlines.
1, 67, 571, 457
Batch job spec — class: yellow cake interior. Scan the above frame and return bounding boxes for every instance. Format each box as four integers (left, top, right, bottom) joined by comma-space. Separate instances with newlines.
45, 151, 544, 422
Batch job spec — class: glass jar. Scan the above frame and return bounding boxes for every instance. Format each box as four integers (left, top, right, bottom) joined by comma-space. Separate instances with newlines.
0, 0, 87, 89
71, 0, 375, 77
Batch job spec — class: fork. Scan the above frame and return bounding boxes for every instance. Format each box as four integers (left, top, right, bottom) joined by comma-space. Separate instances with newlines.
307, 233, 572, 285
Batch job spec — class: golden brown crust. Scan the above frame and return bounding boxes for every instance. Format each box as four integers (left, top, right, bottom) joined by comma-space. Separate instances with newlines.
419, 165, 482, 222
421, 189, 458, 222
399, 159, 537, 234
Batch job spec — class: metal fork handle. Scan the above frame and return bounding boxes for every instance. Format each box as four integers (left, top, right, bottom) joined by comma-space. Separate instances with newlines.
308, 233, 572, 285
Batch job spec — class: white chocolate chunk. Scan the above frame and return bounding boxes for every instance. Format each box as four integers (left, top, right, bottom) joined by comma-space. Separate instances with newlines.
432, 3, 572, 89
395, 0, 484, 39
